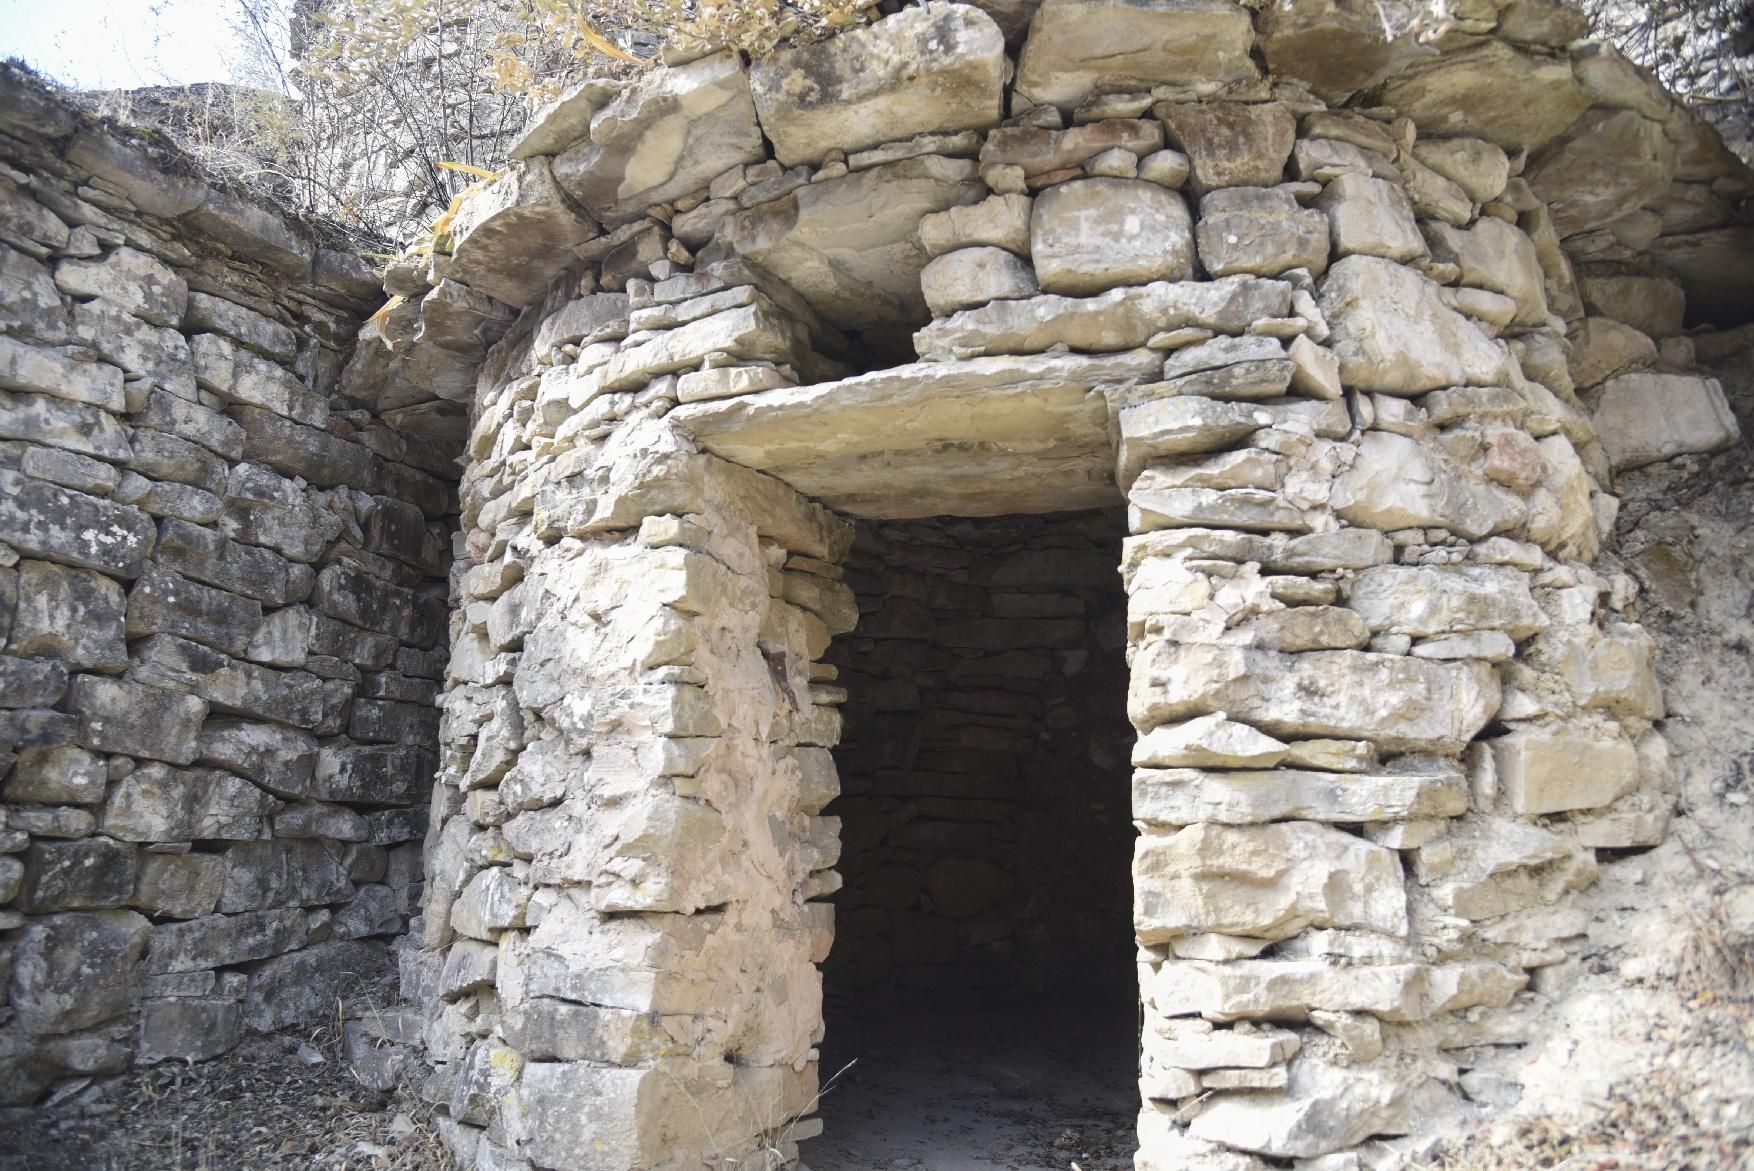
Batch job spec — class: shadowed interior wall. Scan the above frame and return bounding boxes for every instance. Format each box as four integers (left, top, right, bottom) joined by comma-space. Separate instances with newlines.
825, 511, 1135, 1008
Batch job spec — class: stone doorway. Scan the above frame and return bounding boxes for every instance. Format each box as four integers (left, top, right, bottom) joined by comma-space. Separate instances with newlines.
810, 511, 1140, 1169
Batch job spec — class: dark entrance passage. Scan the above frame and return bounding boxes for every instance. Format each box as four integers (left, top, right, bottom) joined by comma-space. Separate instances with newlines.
812, 511, 1139, 1170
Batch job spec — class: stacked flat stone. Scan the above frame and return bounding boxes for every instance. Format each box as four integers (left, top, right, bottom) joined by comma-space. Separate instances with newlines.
826, 512, 1134, 1005
0, 68, 456, 1102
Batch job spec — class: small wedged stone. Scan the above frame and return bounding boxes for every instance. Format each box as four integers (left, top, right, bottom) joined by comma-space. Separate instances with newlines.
1132, 763, 1469, 825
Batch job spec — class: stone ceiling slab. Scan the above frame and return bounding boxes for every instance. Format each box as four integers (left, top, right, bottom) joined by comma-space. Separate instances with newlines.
1371, 41, 1591, 153
671, 350, 1161, 518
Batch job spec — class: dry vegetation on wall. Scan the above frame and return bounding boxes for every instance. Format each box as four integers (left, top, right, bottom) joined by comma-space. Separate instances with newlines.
161, 0, 884, 242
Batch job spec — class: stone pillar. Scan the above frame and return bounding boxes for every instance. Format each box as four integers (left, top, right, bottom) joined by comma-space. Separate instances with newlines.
412, 410, 854, 1166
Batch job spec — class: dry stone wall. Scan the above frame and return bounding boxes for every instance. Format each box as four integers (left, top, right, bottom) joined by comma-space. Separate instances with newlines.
6, 1, 1752, 1169
0, 67, 457, 1103
380, 4, 1751, 1168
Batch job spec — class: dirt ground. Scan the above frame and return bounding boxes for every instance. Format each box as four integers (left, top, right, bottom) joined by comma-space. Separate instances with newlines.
809, 998, 1140, 1171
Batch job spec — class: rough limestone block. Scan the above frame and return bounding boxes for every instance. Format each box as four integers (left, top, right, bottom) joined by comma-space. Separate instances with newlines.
1014, 0, 1258, 108
1135, 821, 1408, 942
142, 908, 308, 974
979, 120, 1165, 178
1525, 108, 1675, 238
4, 560, 127, 672
1157, 102, 1296, 194
1187, 1057, 1423, 1159
101, 762, 276, 841
446, 158, 599, 307
1421, 216, 1550, 327
1491, 725, 1640, 815
919, 247, 1039, 316
1133, 764, 1469, 825
1030, 178, 1193, 295
131, 852, 226, 919
1194, 186, 1329, 278
1258, 0, 1439, 100
1331, 431, 1525, 540
1316, 173, 1426, 263
1317, 255, 1512, 393
52, 245, 187, 327
9, 910, 151, 1034
1346, 564, 1548, 639
1373, 40, 1591, 153
67, 675, 207, 765
126, 567, 264, 658
0, 335, 126, 413
1129, 642, 1501, 754
750, 4, 1005, 166
1148, 957, 1526, 1024
137, 998, 242, 1063
554, 52, 766, 226
1589, 372, 1739, 472
919, 193, 1034, 258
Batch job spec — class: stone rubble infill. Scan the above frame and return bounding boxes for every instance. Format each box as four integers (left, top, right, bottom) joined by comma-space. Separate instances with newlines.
6, 1, 1754, 1169
0, 63, 454, 1108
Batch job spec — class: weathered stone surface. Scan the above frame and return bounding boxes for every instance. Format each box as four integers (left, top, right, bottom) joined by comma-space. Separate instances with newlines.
222, 463, 345, 563
1578, 274, 1686, 339
1149, 957, 1526, 1024
1422, 217, 1549, 327
10, 910, 151, 1034
1491, 726, 1639, 815
916, 276, 1292, 360
677, 351, 1160, 517
0, 467, 155, 577
102, 763, 275, 841
1259, 0, 1437, 100
1188, 1057, 1422, 1159
1131, 485, 1310, 534
144, 908, 308, 973
190, 332, 323, 425
1589, 371, 1740, 472
919, 193, 1033, 258
53, 246, 186, 327
1157, 102, 1296, 194
1130, 642, 1501, 753
1332, 431, 1524, 539
1317, 173, 1425, 262
126, 567, 263, 657
67, 675, 206, 764
1194, 186, 1329, 279
1526, 108, 1675, 238
230, 406, 373, 489
0, 336, 127, 413
313, 744, 432, 805
1318, 256, 1511, 393
750, 4, 1005, 166
1347, 565, 1547, 639
131, 852, 226, 919
720, 155, 984, 329
554, 52, 765, 226
184, 291, 296, 363
137, 998, 242, 1063
1136, 821, 1407, 943
1133, 714, 1288, 769
1134, 763, 1468, 825
980, 120, 1165, 178
218, 840, 352, 912
243, 940, 383, 1032
1014, 0, 1258, 109
919, 247, 1039, 316
184, 189, 313, 277
4, 560, 127, 672
445, 160, 598, 307
1373, 40, 1591, 152
1566, 317, 1655, 389
1412, 137, 1510, 205
3, 746, 106, 804
197, 719, 319, 795
1115, 397, 1274, 488
1031, 178, 1193, 294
